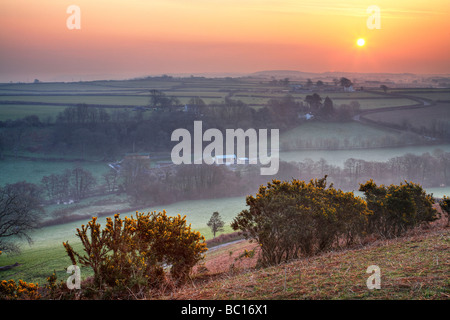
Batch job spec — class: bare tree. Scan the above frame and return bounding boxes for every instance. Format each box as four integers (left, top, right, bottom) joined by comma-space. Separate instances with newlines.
0, 182, 43, 253
103, 168, 119, 193
70, 167, 97, 200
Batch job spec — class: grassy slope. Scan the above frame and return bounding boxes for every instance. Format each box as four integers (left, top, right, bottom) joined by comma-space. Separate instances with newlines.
280, 121, 405, 150
0, 158, 110, 186
364, 102, 450, 129
169, 219, 449, 300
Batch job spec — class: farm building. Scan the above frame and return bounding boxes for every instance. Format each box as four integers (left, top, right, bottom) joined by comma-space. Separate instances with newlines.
343, 85, 355, 92
109, 152, 151, 172
213, 154, 252, 165
124, 152, 151, 160
213, 154, 236, 165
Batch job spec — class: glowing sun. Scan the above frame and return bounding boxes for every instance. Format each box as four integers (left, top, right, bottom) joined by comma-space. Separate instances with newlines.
357, 38, 366, 47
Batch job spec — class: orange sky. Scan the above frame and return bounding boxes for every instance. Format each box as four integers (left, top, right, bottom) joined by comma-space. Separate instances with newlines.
0, 0, 449, 82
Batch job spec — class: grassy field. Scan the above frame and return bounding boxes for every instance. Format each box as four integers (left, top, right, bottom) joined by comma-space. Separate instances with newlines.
0, 78, 434, 122
333, 98, 417, 110
0, 158, 110, 186
364, 102, 450, 130
0, 104, 68, 121
280, 121, 409, 151
0, 95, 150, 106
389, 89, 450, 101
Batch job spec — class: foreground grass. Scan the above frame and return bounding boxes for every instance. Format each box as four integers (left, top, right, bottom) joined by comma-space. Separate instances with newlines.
170, 227, 449, 300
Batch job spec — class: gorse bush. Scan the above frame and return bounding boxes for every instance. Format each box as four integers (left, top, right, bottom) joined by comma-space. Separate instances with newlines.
231, 176, 371, 267
0, 279, 40, 300
63, 210, 207, 298
439, 195, 450, 227
232, 177, 440, 267
359, 180, 438, 238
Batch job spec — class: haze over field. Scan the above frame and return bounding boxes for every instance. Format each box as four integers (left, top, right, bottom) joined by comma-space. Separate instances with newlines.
1, 0, 449, 82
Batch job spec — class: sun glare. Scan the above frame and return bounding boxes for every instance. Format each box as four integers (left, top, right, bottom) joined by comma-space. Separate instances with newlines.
357, 38, 366, 47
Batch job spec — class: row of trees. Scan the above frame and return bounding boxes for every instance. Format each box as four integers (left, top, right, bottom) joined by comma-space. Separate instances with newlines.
101, 149, 450, 207
293, 150, 450, 190
0, 90, 364, 160
3, 148, 448, 216
41, 167, 97, 202
275, 76, 353, 89
118, 159, 245, 205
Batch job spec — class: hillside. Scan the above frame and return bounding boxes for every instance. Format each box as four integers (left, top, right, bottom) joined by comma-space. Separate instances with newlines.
165, 216, 449, 300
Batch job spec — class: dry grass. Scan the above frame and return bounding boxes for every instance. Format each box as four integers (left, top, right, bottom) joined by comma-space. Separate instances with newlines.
162, 208, 449, 300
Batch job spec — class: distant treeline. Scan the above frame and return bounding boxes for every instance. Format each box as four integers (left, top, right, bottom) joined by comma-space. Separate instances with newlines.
292, 150, 450, 190
0, 92, 368, 160
1, 149, 448, 228
97, 149, 450, 206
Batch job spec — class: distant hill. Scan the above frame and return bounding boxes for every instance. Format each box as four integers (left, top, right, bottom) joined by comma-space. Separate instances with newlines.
249, 69, 422, 81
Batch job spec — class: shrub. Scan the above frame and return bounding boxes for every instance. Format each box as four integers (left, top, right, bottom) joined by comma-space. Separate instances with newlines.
359, 180, 438, 238
231, 176, 371, 267
63, 211, 207, 298
438, 195, 450, 227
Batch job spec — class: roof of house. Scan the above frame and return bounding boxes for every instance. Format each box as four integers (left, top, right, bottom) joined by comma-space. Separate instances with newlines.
214, 154, 236, 159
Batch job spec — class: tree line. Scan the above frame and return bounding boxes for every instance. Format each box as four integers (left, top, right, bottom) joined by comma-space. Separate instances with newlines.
9, 147, 449, 209
96, 148, 450, 208
293, 149, 450, 190
0, 90, 366, 160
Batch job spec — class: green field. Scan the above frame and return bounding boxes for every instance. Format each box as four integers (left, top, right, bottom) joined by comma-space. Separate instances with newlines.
0, 158, 110, 186
0, 79, 435, 122
0, 196, 247, 284
280, 121, 418, 151
0, 95, 150, 106
364, 102, 450, 129
389, 89, 450, 101
0, 104, 68, 121
333, 98, 417, 110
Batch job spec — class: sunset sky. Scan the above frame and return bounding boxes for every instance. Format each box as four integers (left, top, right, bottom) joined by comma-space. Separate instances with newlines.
1, 0, 449, 82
